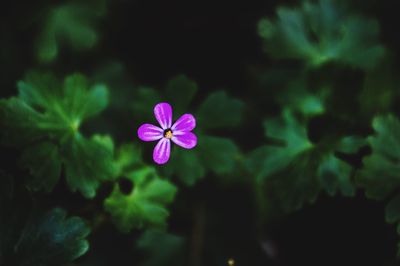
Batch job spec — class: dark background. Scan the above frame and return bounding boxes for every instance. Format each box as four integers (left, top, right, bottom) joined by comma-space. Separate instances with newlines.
1, 0, 399, 265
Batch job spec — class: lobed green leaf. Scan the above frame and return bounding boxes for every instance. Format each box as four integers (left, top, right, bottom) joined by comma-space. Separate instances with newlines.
0, 72, 113, 197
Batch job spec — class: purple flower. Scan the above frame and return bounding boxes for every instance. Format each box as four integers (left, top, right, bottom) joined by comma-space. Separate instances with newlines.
138, 102, 197, 164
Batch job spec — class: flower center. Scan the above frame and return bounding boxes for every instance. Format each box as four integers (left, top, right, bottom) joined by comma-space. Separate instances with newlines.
164, 129, 173, 139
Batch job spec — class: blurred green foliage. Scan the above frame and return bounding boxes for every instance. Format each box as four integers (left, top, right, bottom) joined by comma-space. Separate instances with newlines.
0, 72, 114, 198
36, 0, 106, 63
357, 115, 400, 255
137, 229, 186, 266
104, 144, 177, 232
14, 208, 90, 266
357, 115, 400, 200
1, 0, 400, 264
358, 59, 400, 117
246, 105, 364, 213
0, 172, 90, 265
258, 0, 385, 69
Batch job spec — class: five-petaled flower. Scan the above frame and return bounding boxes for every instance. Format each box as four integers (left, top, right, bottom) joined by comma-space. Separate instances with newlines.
137, 102, 197, 164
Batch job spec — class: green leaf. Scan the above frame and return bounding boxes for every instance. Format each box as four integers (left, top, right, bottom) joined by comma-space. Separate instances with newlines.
363, 116, 400, 258
137, 229, 185, 266
104, 144, 177, 232
199, 136, 239, 175
0, 98, 47, 146
18, 71, 62, 108
113, 143, 143, 177
359, 59, 400, 116
0, 72, 113, 197
165, 75, 198, 115
15, 208, 90, 266
1, 178, 90, 266
247, 110, 357, 212
276, 78, 329, 118
259, 0, 385, 69
92, 134, 115, 154
163, 149, 205, 186
261, 149, 322, 212
104, 167, 177, 232
132, 87, 162, 121
357, 114, 400, 200
63, 134, 115, 198
336, 136, 367, 153
162, 135, 239, 185
246, 109, 313, 181
63, 74, 109, 121
36, 1, 106, 63
318, 153, 355, 197
19, 142, 61, 192
15, 71, 109, 134
386, 194, 400, 224
356, 113, 400, 256
197, 91, 244, 129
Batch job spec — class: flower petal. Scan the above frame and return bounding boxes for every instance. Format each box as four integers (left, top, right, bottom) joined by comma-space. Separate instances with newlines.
154, 102, 172, 130
172, 132, 197, 149
153, 138, 171, 164
171, 114, 196, 134
138, 123, 163, 141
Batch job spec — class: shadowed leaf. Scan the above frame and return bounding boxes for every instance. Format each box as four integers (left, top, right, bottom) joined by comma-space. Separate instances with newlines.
0, 71, 113, 198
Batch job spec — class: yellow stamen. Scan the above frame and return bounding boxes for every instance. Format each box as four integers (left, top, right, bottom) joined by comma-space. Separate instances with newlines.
228, 258, 235, 266
164, 129, 173, 139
